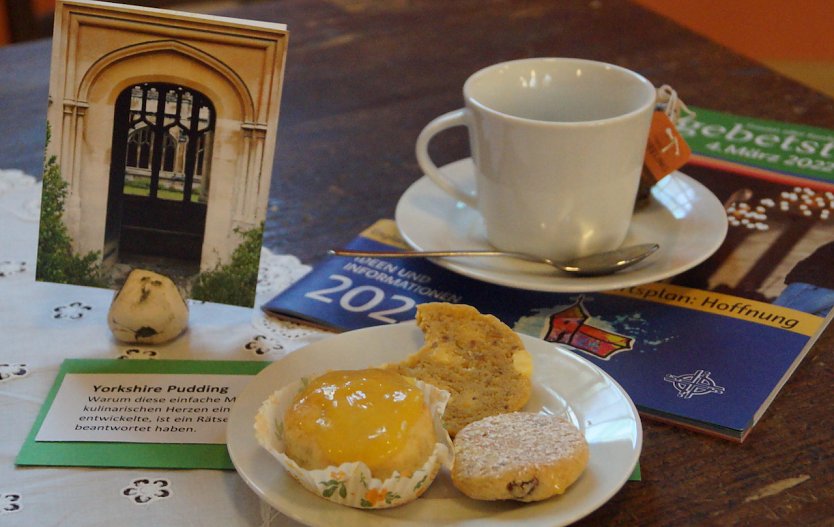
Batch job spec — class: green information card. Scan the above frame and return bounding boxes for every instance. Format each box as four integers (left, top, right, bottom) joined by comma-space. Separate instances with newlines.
16, 359, 269, 470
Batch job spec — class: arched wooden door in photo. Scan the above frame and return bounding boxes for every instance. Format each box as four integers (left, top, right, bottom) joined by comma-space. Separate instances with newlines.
105, 82, 215, 268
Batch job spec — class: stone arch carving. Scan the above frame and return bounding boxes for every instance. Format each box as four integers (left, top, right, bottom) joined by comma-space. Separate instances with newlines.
62, 39, 266, 271
77, 39, 255, 121
45, 1, 287, 284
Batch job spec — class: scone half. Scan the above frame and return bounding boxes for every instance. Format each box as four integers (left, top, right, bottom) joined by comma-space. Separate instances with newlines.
389, 303, 533, 436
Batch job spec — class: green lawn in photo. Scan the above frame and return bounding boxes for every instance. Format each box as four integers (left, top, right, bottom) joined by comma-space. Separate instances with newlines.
124, 180, 202, 203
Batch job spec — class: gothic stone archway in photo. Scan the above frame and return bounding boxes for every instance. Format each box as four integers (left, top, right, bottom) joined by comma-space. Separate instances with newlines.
43, 0, 287, 291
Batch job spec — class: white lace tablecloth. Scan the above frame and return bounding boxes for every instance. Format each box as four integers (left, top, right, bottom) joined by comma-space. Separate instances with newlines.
0, 168, 328, 526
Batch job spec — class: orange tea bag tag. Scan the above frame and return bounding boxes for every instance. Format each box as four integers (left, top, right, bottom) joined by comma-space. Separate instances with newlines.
643, 110, 691, 181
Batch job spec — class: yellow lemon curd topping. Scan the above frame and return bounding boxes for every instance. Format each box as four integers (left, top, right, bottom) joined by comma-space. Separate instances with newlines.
283, 368, 435, 478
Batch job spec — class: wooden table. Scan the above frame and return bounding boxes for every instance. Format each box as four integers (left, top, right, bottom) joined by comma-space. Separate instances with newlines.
2, 1, 832, 524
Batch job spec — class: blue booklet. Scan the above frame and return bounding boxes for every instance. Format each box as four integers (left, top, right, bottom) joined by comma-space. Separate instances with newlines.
265, 108, 834, 442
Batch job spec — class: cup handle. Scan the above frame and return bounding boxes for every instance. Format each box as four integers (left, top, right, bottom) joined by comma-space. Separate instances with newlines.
415, 109, 477, 208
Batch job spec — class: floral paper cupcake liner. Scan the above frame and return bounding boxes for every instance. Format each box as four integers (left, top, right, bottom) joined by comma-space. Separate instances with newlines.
254, 376, 453, 509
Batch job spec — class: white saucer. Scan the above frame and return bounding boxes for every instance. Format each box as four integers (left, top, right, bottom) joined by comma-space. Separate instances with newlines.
228, 322, 641, 527
395, 158, 728, 292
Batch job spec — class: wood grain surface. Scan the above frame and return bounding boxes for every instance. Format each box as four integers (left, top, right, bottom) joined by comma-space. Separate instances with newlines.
1, 1, 832, 525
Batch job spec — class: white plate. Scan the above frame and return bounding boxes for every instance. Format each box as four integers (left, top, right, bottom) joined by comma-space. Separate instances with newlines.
395, 158, 728, 292
228, 322, 642, 527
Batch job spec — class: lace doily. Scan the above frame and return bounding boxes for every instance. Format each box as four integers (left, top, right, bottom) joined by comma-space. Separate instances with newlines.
253, 249, 331, 355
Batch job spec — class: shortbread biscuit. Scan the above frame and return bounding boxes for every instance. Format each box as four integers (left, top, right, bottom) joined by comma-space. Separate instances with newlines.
388, 303, 532, 436
451, 412, 589, 502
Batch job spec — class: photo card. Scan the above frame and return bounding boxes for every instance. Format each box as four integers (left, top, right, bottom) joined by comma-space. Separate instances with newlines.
37, 0, 288, 308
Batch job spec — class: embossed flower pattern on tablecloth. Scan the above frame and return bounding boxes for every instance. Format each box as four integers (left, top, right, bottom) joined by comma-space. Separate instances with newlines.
53, 302, 92, 319
118, 348, 159, 360
0, 363, 28, 382
122, 478, 172, 504
0, 493, 21, 514
250, 312, 325, 356
0, 261, 26, 277
244, 334, 284, 356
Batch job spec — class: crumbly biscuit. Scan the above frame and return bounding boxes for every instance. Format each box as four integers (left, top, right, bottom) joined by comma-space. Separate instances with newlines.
388, 303, 532, 436
451, 412, 589, 502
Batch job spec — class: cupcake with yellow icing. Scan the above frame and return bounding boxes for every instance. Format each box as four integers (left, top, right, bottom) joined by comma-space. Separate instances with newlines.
254, 368, 452, 509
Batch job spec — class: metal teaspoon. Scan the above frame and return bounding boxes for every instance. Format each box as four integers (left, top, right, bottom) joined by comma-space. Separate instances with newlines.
327, 243, 660, 277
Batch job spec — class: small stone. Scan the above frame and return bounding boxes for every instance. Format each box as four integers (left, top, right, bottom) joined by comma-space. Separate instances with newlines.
108, 269, 189, 344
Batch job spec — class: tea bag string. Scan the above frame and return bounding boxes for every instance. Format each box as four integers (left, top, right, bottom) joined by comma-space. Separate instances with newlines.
656, 85, 695, 124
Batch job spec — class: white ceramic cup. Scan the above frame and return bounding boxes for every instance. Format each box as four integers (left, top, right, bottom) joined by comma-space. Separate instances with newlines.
415, 57, 657, 261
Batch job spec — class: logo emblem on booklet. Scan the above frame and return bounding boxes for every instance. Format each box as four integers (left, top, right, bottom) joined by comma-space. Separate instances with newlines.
542, 296, 634, 360
664, 370, 726, 399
